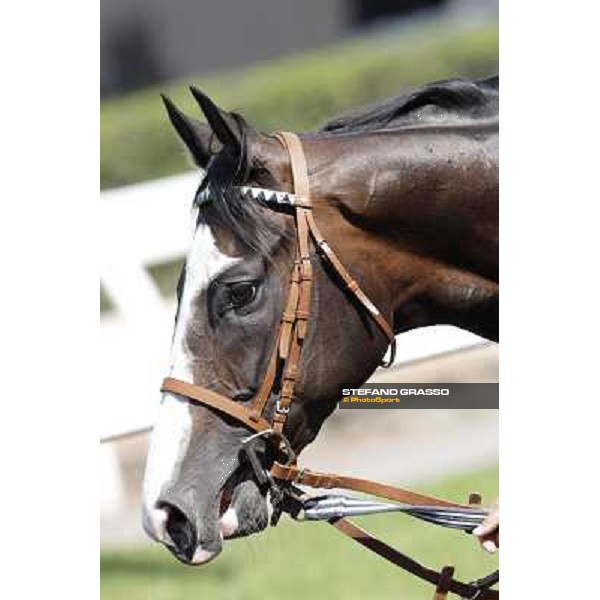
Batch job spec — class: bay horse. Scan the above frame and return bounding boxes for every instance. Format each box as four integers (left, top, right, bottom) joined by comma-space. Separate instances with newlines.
142, 76, 498, 567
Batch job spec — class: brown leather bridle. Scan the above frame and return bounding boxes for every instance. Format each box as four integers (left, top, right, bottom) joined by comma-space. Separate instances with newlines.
160, 132, 498, 600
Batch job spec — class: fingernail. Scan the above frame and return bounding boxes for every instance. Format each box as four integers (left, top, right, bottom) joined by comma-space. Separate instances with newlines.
483, 540, 497, 553
472, 526, 483, 536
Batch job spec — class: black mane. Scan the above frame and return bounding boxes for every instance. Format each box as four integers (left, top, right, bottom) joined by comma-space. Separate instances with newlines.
320, 76, 498, 134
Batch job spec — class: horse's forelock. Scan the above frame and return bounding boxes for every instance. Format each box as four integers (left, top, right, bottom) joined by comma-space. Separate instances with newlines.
188, 126, 292, 261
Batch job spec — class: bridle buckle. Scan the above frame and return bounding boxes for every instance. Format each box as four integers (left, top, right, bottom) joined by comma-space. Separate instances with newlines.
275, 399, 290, 415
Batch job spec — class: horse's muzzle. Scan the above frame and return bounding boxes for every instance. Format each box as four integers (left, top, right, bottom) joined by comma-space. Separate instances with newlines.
142, 467, 269, 565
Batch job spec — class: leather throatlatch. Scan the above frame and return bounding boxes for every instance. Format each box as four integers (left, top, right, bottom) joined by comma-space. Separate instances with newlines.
159, 132, 498, 599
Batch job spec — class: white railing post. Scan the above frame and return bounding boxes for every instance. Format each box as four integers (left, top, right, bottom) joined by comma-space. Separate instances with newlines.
101, 259, 165, 325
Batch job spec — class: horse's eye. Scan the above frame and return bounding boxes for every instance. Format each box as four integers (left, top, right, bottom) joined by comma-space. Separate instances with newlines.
226, 281, 257, 310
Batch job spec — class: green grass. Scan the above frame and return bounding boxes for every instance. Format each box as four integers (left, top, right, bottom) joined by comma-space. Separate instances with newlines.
101, 466, 498, 600
101, 20, 498, 189
100, 286, 114, 313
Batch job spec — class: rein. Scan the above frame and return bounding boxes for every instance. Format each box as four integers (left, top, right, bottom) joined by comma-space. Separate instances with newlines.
160, 132, 498, 600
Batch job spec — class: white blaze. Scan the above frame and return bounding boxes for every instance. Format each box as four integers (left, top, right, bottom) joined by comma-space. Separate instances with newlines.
143, 223, 241, 515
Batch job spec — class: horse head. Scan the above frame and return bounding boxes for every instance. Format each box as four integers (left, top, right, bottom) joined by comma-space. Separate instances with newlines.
142, 78, 499, 565
141, 89, 393, 565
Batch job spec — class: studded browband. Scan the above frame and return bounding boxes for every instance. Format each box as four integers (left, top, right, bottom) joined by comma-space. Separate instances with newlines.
160, 132, 498, 599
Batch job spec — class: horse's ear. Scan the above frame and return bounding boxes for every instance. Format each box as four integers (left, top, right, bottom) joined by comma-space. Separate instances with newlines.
189, 86, 244, 150
161, 94, 213, 168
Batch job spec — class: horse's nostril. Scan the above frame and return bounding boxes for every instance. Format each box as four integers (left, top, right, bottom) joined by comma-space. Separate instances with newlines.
161, 503, 197, 560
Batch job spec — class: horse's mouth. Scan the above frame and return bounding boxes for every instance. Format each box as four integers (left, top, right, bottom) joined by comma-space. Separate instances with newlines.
218, 461, 270, 540
217, 468, 239, 538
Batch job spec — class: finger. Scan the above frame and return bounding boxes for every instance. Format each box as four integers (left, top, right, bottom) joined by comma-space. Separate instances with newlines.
473, 523, 495, 537
482, 539, 497, 554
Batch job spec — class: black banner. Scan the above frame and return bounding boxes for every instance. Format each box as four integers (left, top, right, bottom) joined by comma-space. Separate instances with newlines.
338, 383, 498, 409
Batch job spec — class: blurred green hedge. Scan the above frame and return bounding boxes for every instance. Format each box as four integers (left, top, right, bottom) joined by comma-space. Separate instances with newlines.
101, 22, 498, 190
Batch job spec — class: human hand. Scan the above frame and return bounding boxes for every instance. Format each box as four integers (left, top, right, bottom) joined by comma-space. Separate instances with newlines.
472, 500, 499, 553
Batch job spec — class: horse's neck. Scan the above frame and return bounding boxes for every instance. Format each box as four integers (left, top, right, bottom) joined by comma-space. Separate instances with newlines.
317, 129, 499, 341
383, 248, 499, 341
